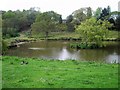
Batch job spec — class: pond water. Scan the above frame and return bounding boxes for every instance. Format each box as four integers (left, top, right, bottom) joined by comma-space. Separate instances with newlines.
6, 40, 120, 63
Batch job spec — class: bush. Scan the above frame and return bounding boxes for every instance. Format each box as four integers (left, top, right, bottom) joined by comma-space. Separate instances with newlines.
2, 28, 19, 38
2, 40, 8, 55
76, 17, 112, 48
70, 42, 100, 49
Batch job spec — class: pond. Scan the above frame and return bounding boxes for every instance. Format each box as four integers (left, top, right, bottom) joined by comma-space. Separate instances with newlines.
6, 40, 120, 63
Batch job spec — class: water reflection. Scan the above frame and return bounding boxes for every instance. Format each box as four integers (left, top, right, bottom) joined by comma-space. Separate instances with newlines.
58, 47, 80, 60
6, 41, 120, 63
106, 54, 118, 63
58, 47, 70, 60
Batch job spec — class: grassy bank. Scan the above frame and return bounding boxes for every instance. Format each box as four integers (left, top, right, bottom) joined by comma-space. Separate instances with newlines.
31, 31, 120, 40
3, 31, 120, 46
2, 56, 118, 88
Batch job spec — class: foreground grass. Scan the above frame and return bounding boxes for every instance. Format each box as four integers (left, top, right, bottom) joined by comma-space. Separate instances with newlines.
0, 56, 2, 89
2, 56, 118, 88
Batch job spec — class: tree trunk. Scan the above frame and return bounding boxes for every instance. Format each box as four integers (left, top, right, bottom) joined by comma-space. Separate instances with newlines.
45, 31, 48, 39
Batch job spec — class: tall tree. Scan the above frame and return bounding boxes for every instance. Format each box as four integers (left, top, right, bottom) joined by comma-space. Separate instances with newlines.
116, 15, 120, 31
31, 11, 61, 38
98, 7, 110, 20
107, 6, 111, 14
66, 15, 75, 32
94, 7, 102, 19
59, 15, 62, 24
66, 15, 73, 23
2, 8, 40, 38
86, 7, 92, 19
72, 8, 87, 23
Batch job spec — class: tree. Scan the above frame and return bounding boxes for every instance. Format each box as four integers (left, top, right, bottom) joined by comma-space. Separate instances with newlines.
107, 6, 111, 14
2, 40, 8, 55
86, 7, 92, 19
31, 21, 55, 38
31, 11, 61, 38
66, 15, 73, 23
66, 7, 92, 32
59, 15, 62, 24
2, 8, 40, 38
94, 7, 102, 19
55, 23, 67, 32
66, 15, 75, 32
2, 11, 20, 38
116, 15, 120, 31
72, 8, 87, 23
108, 11, 120, 31
98, 6, 111, 20
76, 17, 112, 48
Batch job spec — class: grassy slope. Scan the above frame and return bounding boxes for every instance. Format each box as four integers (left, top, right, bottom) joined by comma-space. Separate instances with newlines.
2, 56, 118, 88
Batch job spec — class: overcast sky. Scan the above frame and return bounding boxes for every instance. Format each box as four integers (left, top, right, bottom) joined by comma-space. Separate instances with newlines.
0, 0, 119, 19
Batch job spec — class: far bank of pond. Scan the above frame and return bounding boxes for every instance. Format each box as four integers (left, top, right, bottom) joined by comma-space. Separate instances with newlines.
2, 56, 118, 88
6, 40, 120, 63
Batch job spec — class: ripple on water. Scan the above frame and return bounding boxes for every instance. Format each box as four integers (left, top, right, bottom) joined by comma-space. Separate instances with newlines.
28, 48, 45, 50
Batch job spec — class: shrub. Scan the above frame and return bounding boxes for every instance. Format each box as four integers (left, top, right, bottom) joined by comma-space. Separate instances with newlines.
76, 17, 112, 48
2, 40, 8, 55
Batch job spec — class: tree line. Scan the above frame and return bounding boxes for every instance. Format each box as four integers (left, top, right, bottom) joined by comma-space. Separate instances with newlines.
1, 6, 120, 39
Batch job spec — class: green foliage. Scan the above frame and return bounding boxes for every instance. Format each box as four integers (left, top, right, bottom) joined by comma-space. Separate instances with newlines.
2, 40, 8, 54
116, 15, 120, 31
66, 7, 93, 32
94, 7, 102, 18
86, 7, 92, 19
31, 11, 62, 38
72, 8, 87, 22
76, 17, 112, 48
2, 28, 19, 38
72, 7, 93, 23
55, 23, 67, 32
2, 8, 39, 38
0, 55, 1, 89
70, 42, 99, 49
107, 6, 111, 14
66, 15, 75, 32
98, 6, 111, 20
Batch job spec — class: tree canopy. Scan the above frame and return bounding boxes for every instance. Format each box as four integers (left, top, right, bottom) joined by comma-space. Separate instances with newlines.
31, 11, 62, 38
2, 8, 40, 38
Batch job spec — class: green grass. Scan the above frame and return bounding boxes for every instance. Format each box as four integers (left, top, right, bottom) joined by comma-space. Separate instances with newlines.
3, 31, 120, 48
32, 32, 80, 40
2, 56, 118, 88
0, 56, 2, 89
31, 31, 120, 40
107, 31, 120, 39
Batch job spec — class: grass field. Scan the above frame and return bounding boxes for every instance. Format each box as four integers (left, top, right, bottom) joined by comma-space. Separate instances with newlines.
31, 31, 120, 40
2, 56, 118, 88
0, 56, 2, 89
